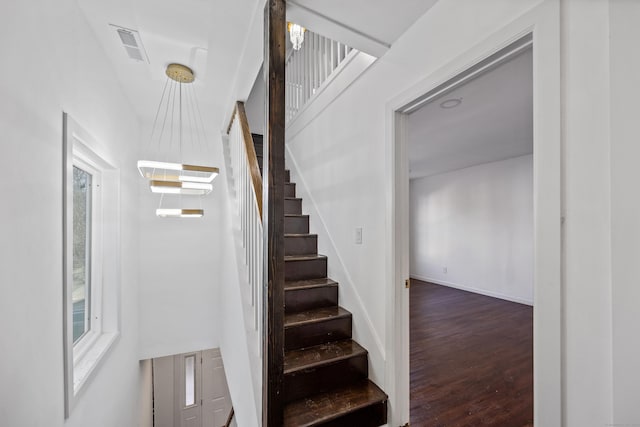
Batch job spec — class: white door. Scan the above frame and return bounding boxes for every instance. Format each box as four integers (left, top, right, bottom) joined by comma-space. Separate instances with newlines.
176, 353, 202, 427
153, 349, 233, 427
201, 349, 233, 427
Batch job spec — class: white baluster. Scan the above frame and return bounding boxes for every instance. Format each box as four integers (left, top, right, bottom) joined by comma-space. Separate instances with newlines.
319, 36, 325, 84
298, 50, 302, 113
324, 37, 329, 84
332, 40, 336, 73
284, 65, 291, 122
314, 33, 319, 92
297, 51, 301, 114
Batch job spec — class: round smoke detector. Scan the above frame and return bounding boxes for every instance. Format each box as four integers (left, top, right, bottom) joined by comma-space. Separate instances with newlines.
439, 98, 463, 109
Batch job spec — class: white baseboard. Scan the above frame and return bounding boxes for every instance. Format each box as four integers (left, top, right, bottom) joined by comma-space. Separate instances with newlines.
410, 274, 534, 306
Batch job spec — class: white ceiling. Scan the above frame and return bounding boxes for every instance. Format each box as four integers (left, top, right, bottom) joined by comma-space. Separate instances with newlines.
290, 0, 439, 46
78, 0, 442, 147
78, 0, 261, 135
408, 49, 533, 179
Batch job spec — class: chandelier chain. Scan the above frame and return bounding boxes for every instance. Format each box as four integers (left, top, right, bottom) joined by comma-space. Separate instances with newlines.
170, 77, 177, 157
149, 77, 170, 148
190, 83, 207, 150
179, 82, 183, 163
157, 79, 175, 157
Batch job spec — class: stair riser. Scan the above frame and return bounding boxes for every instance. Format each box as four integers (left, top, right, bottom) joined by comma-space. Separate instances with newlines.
285, 316, 351, 351
285, 169, 290, 182
285, 258, 327, 281
284, 354, 368, 403
285, 286, 338, 313
317, 401, 388, 427
285, 183, 296, 197
285, 235, 318, 256
285, 216, 309, 234
285, 199, 302, 215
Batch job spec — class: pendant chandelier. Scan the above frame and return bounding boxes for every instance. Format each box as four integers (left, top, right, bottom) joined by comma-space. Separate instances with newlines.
288, 22, 306, 50
137, 63, 218, 218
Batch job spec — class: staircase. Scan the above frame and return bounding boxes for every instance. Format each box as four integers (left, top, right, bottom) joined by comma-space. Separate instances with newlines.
252, 134, 388, 427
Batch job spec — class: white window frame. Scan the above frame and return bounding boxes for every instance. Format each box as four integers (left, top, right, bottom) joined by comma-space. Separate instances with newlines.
70, 158, 102, 351
63, 113, 120, 417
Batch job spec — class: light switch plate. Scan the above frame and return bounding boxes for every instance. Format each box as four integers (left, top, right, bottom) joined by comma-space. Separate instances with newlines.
355, 227, 363, 244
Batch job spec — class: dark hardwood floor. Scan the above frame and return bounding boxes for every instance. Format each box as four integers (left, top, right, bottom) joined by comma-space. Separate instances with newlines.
410, 280, 533, 427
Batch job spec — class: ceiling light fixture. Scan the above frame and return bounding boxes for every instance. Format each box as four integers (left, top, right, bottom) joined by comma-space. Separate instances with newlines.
137, 160, 219, 183
156, 209, 204, 218
137, 63, 218, 217
439, 98, 463, 109
288, 22, 306, 50
149, 180, 213, 196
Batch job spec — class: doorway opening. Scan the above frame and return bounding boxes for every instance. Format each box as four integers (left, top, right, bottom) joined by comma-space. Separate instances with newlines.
405, 35, 534, 425
387, 7, 564, 424
150, 348, 235, 427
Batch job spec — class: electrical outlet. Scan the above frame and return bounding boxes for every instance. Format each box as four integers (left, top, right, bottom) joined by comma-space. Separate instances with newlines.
355, 227, 363, 244
443, 266, 447, 274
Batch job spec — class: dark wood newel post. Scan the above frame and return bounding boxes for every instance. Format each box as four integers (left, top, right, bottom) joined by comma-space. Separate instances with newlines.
263, 0, 286, 425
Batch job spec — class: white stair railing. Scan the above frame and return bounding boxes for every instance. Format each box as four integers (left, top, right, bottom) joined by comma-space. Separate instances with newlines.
228, 102, 263, 332
286, 30, 358, 122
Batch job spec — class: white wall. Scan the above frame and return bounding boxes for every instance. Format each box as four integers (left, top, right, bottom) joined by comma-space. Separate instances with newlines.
410, 155, 533, 305
245, 67, 265, 135
608, 0, 640, 424
561, 1, 613, 425
0, 0, 143, 426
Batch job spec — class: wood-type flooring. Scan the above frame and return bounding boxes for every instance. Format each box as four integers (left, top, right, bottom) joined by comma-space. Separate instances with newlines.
410, 280, 533, 427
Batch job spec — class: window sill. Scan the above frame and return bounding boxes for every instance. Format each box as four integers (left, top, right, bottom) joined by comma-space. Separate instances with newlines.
73, 331, 119, 395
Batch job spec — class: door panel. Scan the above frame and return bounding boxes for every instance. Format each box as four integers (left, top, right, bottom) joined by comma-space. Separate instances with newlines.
202, 349, 233, 427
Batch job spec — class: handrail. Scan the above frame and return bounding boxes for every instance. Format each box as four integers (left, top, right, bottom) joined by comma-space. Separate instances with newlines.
224, 407, 235, 427
229, 101, 263, 218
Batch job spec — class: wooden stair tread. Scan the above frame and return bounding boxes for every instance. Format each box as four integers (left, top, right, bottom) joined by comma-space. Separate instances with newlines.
285, 278, 338, 291
285, 306, 350, 328
285, 254, 327, 262
284, 340, 367, 374
285, 197, 302, 201
283, 380, 388, 427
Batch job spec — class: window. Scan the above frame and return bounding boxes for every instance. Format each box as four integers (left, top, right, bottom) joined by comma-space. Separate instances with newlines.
72, 165, 93, 343
63, 113, 120, 417
185, 355, 196, 407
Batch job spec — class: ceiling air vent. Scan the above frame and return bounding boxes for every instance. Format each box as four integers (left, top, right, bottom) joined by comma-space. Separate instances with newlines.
109, 24, 149, 63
